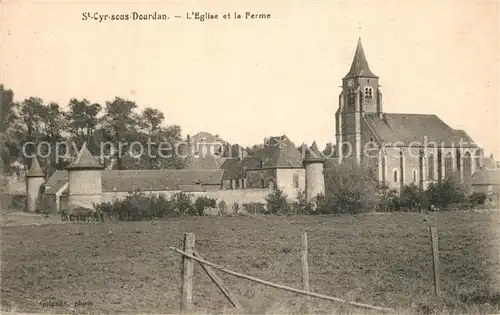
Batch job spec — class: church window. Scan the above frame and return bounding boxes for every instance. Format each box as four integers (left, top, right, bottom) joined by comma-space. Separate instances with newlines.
463, 152, 472, 179
444, 152, 453, 178
475, 150, 481, 169
412, 169, 417, 183
393, 169, 399, 183
364, 87, 373, 99
428, 154, 435, 181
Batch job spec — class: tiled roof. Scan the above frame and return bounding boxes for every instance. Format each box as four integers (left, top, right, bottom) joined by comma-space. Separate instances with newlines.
43, 169, 225, 193
241, 156, 262, 170
66, 143, 104, 170
26, 157, 44, 178
102, 169, 224, 192
45, 170, 68, 187
261, 135, 303, 169
344, 38, 378, 79
185, 153, 227, 170
363, 113, 478, 147
220, 158, 243, 180
469, 169, 500, 186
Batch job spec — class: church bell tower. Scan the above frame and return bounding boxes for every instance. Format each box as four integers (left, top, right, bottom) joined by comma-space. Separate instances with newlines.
336, 38, 383, 164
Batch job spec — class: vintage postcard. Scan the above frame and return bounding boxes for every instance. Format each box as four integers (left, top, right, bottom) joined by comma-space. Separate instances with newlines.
1, 0, 499, 314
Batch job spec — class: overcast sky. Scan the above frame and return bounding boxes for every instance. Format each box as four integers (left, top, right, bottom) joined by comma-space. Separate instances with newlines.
2, 0, 499, 157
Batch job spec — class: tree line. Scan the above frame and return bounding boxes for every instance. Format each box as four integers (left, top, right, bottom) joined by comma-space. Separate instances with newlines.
0, 84, 188, 177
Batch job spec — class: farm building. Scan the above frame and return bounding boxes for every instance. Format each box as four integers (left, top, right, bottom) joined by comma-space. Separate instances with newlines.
30, 135, 326, 213
469, 168, 500, 206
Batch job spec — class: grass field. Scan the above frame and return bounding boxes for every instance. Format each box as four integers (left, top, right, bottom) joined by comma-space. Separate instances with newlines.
1, 211, 499, 314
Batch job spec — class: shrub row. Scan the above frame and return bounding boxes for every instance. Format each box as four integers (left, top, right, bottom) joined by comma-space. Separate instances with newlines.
93, 191, 219, 221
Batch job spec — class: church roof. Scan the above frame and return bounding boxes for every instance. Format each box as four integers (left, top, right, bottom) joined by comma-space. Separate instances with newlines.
66, 143, 104, 170
261, 135, 303, 169
344, 38, 378, 79
26, 156, 44, 178
363, 113, 478, 148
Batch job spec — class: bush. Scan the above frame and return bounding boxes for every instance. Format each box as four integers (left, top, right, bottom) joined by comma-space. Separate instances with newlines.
377, 185, 401, 212
324, 161, 379, 214
265, 187, 289, 215
291, 189, 314, 215
171, 192, 195, 216
399, 183, 423, 211
218, 200, 227, 213
425, 178, 468, 210
242, 202, 266, 214
94, 191, 199, 221
232, 202, 240, 214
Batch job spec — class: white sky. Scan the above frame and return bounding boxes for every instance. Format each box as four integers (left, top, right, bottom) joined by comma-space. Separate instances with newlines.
2, 0, 499, 157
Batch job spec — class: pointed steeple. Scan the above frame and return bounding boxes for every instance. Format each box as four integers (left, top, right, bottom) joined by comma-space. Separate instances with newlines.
66, 143, 104, 170
343, 38, 378, 79
26, 156, 44, 178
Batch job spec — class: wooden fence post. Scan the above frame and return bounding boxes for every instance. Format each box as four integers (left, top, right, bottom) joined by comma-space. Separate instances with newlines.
181, 232, 195, 312
429, 225, 440, 296
301, 232, 310, 312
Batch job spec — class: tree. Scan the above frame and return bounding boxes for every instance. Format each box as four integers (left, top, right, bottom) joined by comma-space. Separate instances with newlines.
66, 98, 102, 152
140, 107, 164, 134
265, 187, 289, 214
0, 85, 20, 174
399, 183, 422, 211
323, 142, 335, 159
38, 102, 69, 175
425, 177, 468, 210
324, 161, 379, 213
100, 97, 139, 170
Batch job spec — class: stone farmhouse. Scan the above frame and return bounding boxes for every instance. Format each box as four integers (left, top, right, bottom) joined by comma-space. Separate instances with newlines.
29, 134, 325, 213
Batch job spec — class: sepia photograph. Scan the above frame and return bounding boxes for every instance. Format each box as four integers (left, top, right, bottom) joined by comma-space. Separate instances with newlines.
1, 0, 499, 314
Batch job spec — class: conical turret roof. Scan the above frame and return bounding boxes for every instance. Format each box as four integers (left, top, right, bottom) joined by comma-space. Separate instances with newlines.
26, 156, 45, 178
343, 38, 378, 79
66, 143, 104, 170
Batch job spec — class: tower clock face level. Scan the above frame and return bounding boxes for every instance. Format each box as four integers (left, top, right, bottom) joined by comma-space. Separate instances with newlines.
347, 79, 354, 87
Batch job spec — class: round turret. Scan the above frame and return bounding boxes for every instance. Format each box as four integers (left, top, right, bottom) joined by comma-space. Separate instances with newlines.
303, 142, 326, 203
66, 143, 104, 211
26, 156, 45, 212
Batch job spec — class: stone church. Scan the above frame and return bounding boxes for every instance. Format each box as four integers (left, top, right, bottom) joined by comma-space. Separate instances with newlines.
335, 39, 483, 190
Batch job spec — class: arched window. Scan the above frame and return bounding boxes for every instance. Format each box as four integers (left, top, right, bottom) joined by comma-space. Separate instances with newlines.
463, 152, 472, 179
428, 154, 435, 181
364, 87, 373, 99
412, 169, 418, 183
393, 169, 399, 183
444, 152, 454, 178
475, 150, 481, 169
